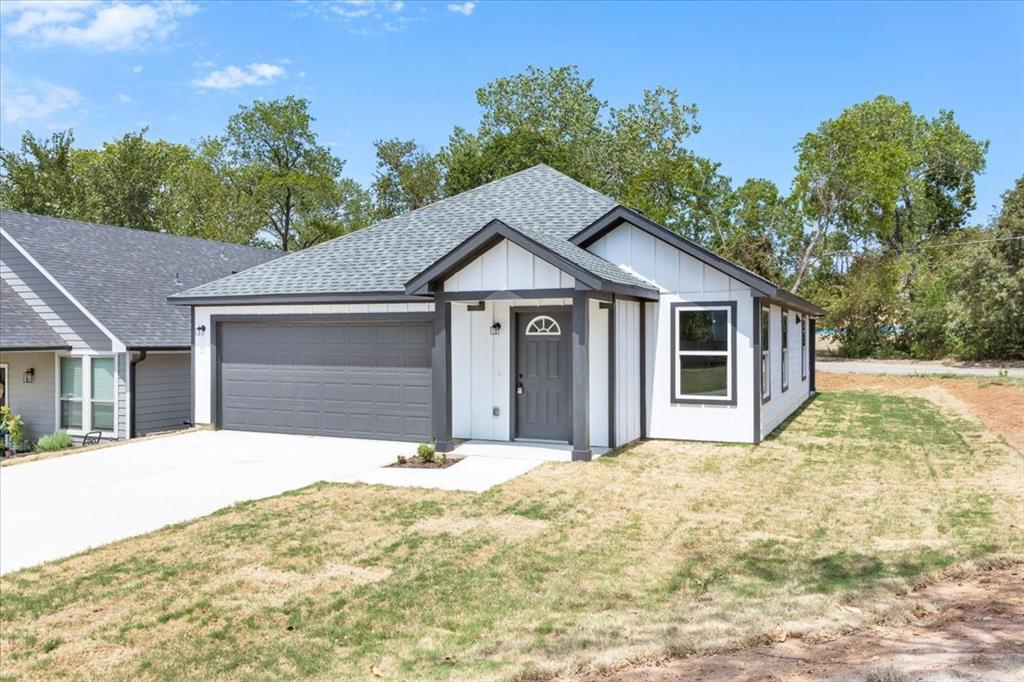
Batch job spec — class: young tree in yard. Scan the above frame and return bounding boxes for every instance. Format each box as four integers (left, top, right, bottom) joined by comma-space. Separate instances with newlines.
0, 131, 87, 218
372, 138, 443, 219
790, 95, 987, 292
206, 97, 350, 251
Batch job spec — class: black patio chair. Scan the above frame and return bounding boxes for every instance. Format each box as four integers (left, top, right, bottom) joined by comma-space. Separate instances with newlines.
80, 431, 103, 446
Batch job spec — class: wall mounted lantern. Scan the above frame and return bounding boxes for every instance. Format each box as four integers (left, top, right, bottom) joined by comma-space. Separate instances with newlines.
490, 322, 501, 336
23, 368, 34, 384
196, 324, 207, 337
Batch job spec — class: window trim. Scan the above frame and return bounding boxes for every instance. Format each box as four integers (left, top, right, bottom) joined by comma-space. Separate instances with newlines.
524, 314, 562, 336
669, 301, 737, 406
54, 353, 119, 438
761, 304, 771, 404
0, 362, 9, 409
781, 308, 789, 393
90, 356, 116, 432
799, 314, 807, 381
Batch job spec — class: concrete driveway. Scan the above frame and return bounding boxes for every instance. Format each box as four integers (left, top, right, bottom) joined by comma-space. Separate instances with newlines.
0, 430, 552, 574
0, 430, 411, 574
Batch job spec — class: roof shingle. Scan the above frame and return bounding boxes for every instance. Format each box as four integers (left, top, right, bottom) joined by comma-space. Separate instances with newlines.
0, 278, 68, 350
1, 211, 281, 347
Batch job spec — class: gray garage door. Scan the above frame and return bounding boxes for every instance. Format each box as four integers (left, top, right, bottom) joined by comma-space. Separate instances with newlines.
218, 317, 432, 440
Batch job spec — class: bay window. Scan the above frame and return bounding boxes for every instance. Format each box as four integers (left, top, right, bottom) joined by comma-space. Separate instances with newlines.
671, 302, 736, 405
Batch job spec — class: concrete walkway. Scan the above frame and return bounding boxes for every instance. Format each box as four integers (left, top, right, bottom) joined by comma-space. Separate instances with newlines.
0, 430, 555, 574
816, 357, 1023, 379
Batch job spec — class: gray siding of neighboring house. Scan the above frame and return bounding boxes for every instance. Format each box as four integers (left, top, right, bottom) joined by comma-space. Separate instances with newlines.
133, 353, 191, 435
0, 351, 56, 443
1, 234, 112, 353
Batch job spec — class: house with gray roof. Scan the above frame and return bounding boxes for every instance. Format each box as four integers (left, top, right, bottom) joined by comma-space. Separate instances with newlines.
1, 211, 280, 446
171, 164, 824, 459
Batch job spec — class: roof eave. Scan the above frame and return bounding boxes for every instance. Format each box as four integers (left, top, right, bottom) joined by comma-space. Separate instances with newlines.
168, 291, 433, 307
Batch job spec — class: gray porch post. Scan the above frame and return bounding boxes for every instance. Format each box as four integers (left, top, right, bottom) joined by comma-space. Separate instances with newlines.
571, 289, 591, 461
432, 297, 454, 452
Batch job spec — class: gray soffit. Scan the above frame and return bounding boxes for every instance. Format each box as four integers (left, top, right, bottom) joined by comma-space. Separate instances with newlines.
1, 210, 282, 348
571, 206, 825, 316
404, 218, 659, 300
0, 277, 69, 350
170, 164, 621, 302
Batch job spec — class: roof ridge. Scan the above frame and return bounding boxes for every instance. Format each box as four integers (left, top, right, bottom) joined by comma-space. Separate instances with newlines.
0, 209, 276, 255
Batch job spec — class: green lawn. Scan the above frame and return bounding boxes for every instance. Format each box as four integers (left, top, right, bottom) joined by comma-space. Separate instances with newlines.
1, 390, 1021, 681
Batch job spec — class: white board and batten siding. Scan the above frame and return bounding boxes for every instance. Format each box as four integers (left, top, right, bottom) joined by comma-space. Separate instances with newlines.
759, 303, 811, 440
451, 297, 610, 448
191, 302, 433, 425
444, 240, 575, 292
589, 222, 758, 443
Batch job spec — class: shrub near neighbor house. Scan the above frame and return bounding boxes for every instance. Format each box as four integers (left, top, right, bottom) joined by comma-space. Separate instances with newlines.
34, 432, 74, 453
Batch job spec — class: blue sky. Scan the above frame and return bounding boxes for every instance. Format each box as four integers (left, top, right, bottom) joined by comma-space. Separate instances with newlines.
2, 1, 1021, 222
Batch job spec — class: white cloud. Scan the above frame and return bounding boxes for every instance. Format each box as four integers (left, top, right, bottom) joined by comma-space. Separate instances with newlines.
447, 2, 475, 15
302, 1, 409, 34
1, 77, 82, 124
1, 1, 198, 51
131, 64, 144, 74
117, 93, 133, 103
192, 63, 286, 90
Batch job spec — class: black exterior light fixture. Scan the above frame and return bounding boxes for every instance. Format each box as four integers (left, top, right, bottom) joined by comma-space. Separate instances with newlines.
490, 321, 501, 336
196, 324, 207, 337
23, 368, 34, 384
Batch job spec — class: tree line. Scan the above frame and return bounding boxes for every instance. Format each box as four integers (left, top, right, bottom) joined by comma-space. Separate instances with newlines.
1, 66, 1019, 359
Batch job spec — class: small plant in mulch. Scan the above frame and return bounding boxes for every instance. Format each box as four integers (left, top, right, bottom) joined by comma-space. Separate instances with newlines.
389, 443, 462, 469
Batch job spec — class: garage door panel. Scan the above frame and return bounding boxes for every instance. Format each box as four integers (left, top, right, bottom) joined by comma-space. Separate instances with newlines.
219, 318, 432, 441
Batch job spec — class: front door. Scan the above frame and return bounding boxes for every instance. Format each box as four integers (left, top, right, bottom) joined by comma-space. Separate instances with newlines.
515, 309, 572, 441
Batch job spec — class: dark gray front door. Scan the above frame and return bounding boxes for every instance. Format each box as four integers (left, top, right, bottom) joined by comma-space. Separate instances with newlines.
515, 309, 572, 441
218, 318, 432, 441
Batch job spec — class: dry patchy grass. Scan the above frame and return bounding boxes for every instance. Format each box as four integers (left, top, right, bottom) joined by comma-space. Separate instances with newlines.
1, 390, 1021, 681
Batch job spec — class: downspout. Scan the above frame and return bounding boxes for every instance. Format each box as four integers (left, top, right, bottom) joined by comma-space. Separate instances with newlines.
129, 350, 147, 438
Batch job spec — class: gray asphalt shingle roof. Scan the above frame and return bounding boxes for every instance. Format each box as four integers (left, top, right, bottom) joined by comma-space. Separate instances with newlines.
172, 164, 645, 300
1, 211, 281, 347
0, 278, 68, 350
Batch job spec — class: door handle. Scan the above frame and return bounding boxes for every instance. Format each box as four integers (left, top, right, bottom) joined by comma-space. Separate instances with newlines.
516, 383, 524, 396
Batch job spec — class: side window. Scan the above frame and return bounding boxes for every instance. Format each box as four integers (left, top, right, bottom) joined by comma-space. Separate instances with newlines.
800, 315, 807, 380
60, 356, 83, 429
781, 310, 789, 392
760, 305, 771, 402
671, 304, 735, 403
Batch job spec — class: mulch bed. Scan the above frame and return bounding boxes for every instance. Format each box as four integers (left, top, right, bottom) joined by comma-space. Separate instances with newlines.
387, 456, 464, 469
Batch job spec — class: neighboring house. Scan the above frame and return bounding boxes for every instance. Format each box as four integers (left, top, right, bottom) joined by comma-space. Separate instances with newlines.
0, 211, 280, 444
171, 165, 824, 460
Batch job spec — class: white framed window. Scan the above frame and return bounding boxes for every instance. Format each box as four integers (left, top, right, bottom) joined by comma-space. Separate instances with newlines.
670, 302, 735, 404
781, 310, 789, 393
59, 356, 83, 430
524, 315, 562, 336
800, 315, 807, 380
761, 305, 771, 402
57, 354, 117, 435
0, 362, 8, 409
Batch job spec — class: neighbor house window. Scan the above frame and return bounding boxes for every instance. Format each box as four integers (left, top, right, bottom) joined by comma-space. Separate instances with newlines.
91, 357, 115, 431
800, 315, 807, 380
60, 357, 83, 429
781, 310, 789, 393
760, 305, 771, 402
671, 302, 735, 404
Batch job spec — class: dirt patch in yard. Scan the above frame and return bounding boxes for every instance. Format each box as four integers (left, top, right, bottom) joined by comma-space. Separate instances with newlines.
596, 561, 1024, 682
817, 373, 1024, 453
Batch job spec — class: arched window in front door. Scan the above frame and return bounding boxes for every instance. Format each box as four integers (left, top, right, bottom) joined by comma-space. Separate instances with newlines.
524, 315, 561, 336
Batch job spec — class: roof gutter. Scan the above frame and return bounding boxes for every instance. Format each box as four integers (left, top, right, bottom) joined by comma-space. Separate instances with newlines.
0, 345, 72, 352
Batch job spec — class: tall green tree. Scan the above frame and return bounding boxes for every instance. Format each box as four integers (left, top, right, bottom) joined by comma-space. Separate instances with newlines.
0, 130, 86, 218
716, 178, 802, 282
791, 95, 988, 291
372, 138, 442, 219
205, 96, 349, 251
